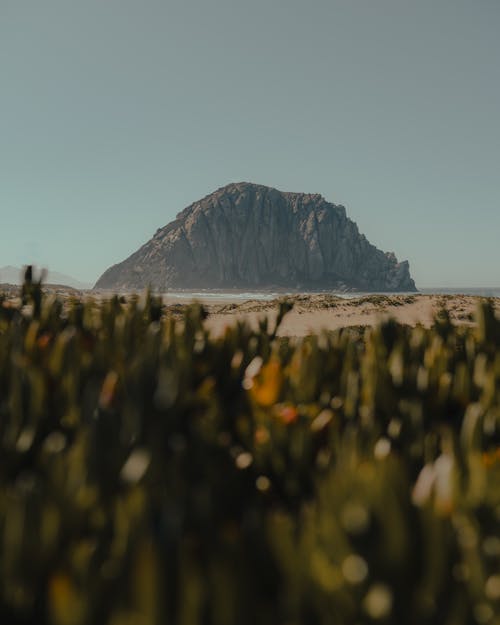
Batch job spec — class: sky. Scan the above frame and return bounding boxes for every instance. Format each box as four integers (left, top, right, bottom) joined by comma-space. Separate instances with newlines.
0, 0, 499, 288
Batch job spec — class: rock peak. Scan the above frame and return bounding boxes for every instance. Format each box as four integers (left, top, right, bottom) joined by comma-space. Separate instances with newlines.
216, 181, 324, 199
95, 184, 416, 292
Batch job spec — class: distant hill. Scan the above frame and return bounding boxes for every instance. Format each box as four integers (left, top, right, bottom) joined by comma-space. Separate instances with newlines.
0, 265, 92, 290
95, 182, 416, 292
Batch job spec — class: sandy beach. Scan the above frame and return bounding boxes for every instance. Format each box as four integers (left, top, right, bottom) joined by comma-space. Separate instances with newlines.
197, 293, 500, 337
2, 285, 498, 338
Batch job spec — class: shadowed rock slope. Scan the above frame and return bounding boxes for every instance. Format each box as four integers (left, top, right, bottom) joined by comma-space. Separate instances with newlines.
95, 183, 416, 291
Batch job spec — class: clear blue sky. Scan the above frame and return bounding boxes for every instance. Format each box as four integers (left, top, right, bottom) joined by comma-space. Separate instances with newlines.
1, 0, 499, 287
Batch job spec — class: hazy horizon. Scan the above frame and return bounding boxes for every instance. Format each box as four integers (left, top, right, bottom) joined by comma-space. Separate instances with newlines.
1, 1, 499, 288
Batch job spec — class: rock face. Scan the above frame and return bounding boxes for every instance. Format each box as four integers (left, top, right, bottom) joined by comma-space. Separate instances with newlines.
95, 182, 416, 292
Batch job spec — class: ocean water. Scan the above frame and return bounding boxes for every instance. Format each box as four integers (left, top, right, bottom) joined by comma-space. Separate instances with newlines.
163, 291, 279, 301
162, 287, 500, 301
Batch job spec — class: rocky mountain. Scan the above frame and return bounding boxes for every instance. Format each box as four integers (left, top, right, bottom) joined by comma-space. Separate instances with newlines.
95, 183, 416, 292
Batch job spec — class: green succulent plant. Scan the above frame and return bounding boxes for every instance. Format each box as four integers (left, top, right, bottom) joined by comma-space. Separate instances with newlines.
0, 271, 499, 625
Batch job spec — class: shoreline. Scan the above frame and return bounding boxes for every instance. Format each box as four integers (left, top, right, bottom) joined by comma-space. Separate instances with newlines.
1, 284, 499, 338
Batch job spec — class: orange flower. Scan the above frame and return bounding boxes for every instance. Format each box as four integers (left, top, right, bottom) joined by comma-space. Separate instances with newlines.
249, 359, 283, 407
37, 332, 52, 350
482, 447, 500, 467
275, 403, 299, 425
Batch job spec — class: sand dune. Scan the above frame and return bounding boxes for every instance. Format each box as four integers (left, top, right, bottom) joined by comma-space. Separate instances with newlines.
201, 293, 499, 337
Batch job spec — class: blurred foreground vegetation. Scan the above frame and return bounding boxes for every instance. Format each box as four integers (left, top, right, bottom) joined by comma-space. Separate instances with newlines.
0, 271, 499, 625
